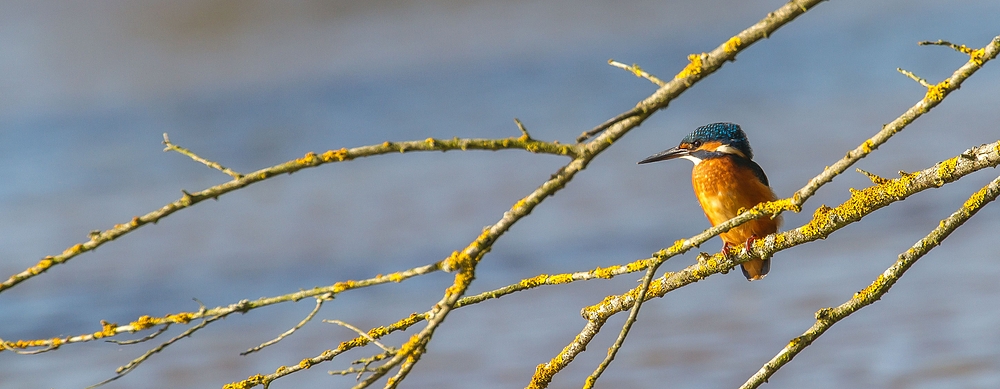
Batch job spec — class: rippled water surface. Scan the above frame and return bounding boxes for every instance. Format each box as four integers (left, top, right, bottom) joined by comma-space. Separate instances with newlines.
1, 1, 999, 388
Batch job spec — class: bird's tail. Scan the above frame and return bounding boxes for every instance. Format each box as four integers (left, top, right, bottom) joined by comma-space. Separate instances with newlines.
741, 258, 770, 281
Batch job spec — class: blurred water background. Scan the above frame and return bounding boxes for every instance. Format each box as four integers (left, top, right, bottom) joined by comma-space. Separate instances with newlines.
1, 1, 999, 388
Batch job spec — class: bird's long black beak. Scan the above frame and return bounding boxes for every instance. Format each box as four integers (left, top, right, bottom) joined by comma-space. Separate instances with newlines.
637, 146, 688, 164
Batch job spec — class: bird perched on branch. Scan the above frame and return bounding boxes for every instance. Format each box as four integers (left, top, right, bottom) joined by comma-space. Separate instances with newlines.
638, 123, 781, 281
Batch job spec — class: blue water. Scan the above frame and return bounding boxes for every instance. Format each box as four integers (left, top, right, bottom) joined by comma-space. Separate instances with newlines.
1, 1, 999, 388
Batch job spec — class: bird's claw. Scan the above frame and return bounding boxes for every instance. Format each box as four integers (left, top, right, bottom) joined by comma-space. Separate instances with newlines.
744, 234, 760, 257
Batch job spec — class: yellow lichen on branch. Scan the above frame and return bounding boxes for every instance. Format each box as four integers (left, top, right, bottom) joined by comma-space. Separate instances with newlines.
724, 37, 742, 53
969, 48, 986, 65
675, 53, 705, 79
128, 315, 159, 331
321, 148, 350, 162
166, 312, 195, 324
937, 156, 959, 178
861, 139, 875, 153
925, 79, 951, 101
93, 320, 118, 339
963, 183, 992, 210
296, 152, 320, 166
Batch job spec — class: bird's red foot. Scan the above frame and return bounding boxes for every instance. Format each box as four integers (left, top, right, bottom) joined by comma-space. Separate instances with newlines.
722, 241, 735, 258
744, 234, 760, 256
723, 235, 761, 258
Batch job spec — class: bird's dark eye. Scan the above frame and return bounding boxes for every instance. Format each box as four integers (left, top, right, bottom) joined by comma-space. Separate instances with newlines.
691, 140, 703, 148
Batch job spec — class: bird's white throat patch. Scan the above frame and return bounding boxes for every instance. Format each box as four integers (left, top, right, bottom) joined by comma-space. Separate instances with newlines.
715, 144, 747, 158
680, 154, 703, 165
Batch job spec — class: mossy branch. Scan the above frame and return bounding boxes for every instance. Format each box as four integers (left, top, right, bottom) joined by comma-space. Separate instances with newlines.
2, 253, 651, 367
0, 264, 439, 353
576, 0, 826, 143
791, 35, 1000, 211
162, 133, 244, 179
0, 136, 577, 295
740, 171, 1000, 389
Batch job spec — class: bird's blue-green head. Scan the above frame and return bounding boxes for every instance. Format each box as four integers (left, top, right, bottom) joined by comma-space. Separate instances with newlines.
637, 122, 754, 165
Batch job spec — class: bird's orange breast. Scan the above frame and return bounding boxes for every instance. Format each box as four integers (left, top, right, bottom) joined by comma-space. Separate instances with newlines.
690, 157, 781, 244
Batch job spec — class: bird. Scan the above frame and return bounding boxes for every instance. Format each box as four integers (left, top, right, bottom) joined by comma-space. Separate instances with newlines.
638, 123, 781, 281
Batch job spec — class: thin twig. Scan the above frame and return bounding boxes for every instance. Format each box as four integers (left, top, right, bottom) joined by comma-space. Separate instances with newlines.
346, 351, 393, 380
87, 307, 217, 389
107, 325, 171, 345
324, 319, 393, 353
919, 39, 973, 54
583, 263, 659, 388
242, 294, 331, 355
329, 351, 391, 381
329, 365, 376, 377
897, 67, 933, 87
10, 344, 59, 355
162, 133, 244, 179
608, 59, 666, 87
514, 118, 532, 140
330, 366, 380, 379
575, 107, 644, 143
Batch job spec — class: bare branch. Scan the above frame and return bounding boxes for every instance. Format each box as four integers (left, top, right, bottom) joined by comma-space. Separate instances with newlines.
242, 294, 331, 355
87, 305, 216, 389
329, 351, 393, 380
107, 325, 171, 346
897, 67, 933, 87
162, 133, 244, 179
608, 59, 666, 87
324, 319, 394, 353
514, 118, 532, 140
918, 39, 989, 65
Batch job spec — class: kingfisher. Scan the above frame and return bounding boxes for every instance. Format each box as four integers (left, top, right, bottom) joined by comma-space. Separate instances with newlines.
638, 123, 781, 281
